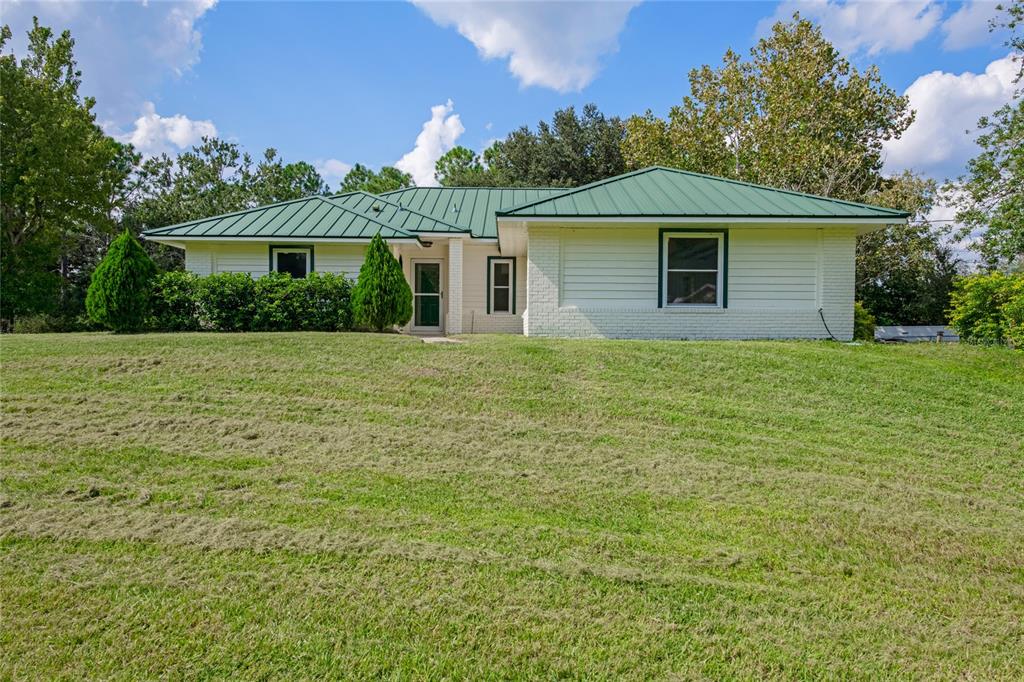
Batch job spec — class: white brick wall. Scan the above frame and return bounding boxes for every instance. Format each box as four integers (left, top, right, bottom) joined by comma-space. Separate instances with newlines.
524, 226, 857, 340
447, 238, 464, 334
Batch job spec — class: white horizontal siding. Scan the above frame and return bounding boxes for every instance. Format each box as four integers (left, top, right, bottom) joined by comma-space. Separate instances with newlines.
561, 229, 657, 308
182, 242, 365, 279
526, 225, 857, 340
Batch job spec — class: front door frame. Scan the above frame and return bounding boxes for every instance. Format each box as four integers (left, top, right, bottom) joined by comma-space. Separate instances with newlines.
410, 258, 445, 333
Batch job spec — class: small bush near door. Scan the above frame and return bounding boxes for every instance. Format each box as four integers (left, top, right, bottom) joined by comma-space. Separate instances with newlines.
351, 232, 412, 332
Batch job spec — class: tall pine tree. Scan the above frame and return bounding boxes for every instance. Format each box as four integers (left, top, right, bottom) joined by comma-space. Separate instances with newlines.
351, 233, 412, 332
86, 230, 156, 333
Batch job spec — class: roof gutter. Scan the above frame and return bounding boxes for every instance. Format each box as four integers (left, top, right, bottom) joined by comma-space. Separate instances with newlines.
142, 235, 424, 246
496, 216, 907, 225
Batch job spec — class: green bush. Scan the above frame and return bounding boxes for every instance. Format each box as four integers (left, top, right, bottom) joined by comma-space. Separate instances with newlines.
351, 233, 412, 332
853, 301, 877, 341
197, 272, 256, 332
150, 271, 202, 331
294, 272, 353, 331
86, 231, 157, 333
252, 271, 297, 332
947, 271, 1024, 346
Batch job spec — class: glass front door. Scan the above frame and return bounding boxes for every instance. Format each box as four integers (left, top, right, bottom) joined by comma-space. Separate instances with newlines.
413, 261, 442, 330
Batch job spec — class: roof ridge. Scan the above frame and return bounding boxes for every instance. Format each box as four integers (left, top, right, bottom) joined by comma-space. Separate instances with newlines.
381, 185, 567, 192
327, 191, 468, 232
495, 167, 660, 215
647, 166, 909, 216
312, 196, 417, 238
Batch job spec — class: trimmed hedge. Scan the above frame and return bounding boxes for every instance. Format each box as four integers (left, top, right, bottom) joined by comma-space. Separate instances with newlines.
149, 271, 353, 332
947, 271, 1024, 347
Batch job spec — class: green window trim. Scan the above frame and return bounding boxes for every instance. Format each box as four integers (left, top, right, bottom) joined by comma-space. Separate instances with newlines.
268, 244, 315, 277
486, 256, 516, 315
657, 228, 728, 308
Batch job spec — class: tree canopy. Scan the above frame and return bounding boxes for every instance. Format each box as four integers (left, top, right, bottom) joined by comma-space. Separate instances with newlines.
620, 15, 914, 202
943, 0, 1023, 269
338, 164, 413, 194
0, 19, 132, 324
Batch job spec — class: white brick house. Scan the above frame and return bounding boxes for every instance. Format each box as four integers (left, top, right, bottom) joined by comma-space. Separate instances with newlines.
143, 167, 908, 340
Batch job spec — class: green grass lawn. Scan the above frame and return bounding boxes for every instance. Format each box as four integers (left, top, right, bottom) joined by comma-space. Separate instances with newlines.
1, 333, 1022, 679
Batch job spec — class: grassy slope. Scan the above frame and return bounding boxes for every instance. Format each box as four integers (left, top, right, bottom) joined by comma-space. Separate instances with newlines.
1, 333, 1022, 679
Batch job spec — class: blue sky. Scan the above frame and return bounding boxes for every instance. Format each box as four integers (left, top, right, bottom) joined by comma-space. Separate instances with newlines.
3, 1, 1018, 193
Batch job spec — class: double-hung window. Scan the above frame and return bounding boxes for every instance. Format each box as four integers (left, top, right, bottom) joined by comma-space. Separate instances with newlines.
662, 232, 724, 307
271, 246, 312, 279
488, 258, 514, 314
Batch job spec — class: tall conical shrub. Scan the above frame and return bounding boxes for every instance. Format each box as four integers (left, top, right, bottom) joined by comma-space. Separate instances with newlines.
86, 230, 157, 333
351, 232, 412, 332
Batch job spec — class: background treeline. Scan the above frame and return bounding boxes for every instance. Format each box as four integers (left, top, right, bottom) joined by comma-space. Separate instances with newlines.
2, 8, 1021, 333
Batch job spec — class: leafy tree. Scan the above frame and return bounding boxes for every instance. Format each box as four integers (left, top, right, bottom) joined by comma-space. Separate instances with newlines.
85, 230, 156, 332
123, 138, 329, 271
1, 19, 130, 326
351, 232, 412, 331
856, 172, 960, 325
620, 15, 913, 201
248, 148, 328, 205
435, 146, 489, 186
482, 104, 626, 187
338, 164, 413, 194
948, 271, 1024, 344
943, 1, 1023, 269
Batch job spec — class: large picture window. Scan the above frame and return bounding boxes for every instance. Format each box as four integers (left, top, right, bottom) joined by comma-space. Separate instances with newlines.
270, 246, 312, 278
662, 232, 724, 307
488, 257, 515, 314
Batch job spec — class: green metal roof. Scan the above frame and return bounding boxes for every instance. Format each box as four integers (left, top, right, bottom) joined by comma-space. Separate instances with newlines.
381, 186, 566, 238
497, 167, 910, 220
142, 195, 419, 242
329, 191, 467, 234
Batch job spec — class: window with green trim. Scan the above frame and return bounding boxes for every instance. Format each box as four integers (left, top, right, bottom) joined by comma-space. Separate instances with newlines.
271, 246, 312, 279
662, 232, 723, 306
488, 258, 514, 314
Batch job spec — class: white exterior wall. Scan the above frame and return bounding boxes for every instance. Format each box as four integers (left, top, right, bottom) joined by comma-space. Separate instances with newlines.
461, 243, 526, 334
525, 226, 856, 340
183, 242, 365, 278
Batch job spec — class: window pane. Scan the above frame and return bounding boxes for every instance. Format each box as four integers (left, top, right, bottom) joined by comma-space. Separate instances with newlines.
667, 271, 718, 305
415, 294, 440, 326
276, 251, 307, 279
668, 237, 718, 270
493, 287, 510, 312
415, 263, 440, 294
493, 261, 510, 287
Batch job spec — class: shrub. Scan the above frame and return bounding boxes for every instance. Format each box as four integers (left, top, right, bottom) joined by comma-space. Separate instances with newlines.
294, 272, 353, 331
252, 271, 298, 332
947, 271, 1024, 345
197, 272, 256, 332
853, 301, 876, 341
151, 271, 202, 331
86, 231, 157, 333
351, 232, 412, 332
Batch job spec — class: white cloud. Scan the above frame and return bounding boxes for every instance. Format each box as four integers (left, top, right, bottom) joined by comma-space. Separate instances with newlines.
413, 1, 640, 92
395, 99, 465, 186
114, 102, 217, 157
941, 1, 1002, 50
757, 0, 943, 55
883, 54, 1018, 179
3, 0, 217, 122
315, 159, 354, 186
